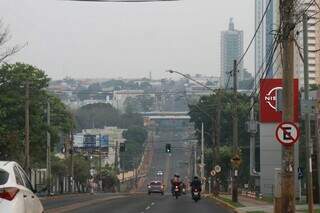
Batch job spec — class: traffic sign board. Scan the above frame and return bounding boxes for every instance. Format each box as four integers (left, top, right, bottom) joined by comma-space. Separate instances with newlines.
276, 122, 300, 146
214, 165, 221, 173
210, 170, 216, 177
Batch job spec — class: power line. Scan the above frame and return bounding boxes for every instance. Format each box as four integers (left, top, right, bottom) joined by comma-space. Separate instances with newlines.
238, 0, 273, 66
224, 0, 273, 90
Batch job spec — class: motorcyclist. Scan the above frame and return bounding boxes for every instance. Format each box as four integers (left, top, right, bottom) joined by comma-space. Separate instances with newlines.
190, 176, 202, 195
170, 174, 181, 195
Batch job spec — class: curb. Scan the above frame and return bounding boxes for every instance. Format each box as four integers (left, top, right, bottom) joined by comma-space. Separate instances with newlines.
40, 193, 88, 201
208, 196, 239, 213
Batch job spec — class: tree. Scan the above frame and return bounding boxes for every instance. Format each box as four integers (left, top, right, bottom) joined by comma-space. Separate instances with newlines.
75, 103, 144, 130
120, 126, 147, 171
188, 91, 252, 185
0, 63, 74, 167
75, 103, 120, 130
124, 95, 154, 113
0, 20, 24, 63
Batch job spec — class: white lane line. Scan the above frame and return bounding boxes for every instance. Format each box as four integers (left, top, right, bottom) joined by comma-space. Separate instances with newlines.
151, 202, 155, 206
145, 206, 151, 210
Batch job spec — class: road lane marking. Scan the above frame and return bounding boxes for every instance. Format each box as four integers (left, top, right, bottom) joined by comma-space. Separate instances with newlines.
45, 195, 126, 213
151, 202, 155, 206
145, 206, 151, 210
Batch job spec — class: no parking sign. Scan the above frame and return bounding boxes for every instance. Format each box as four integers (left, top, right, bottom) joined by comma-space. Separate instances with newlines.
275, 122, 300, 146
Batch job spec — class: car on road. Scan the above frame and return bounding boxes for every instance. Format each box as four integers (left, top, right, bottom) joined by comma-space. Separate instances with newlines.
147, 181, 164, 195
156, 170, 164, 176
0, 161, 44, 213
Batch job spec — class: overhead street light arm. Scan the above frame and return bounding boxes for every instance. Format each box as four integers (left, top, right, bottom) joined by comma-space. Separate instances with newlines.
166, 70, 216, 93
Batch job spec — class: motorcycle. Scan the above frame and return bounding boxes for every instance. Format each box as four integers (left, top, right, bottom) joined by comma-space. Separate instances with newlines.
173, 185, 181, 199
192, 188, 201, 202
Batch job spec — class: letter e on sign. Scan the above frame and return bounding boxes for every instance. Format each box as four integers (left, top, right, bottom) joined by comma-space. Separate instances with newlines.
275, 122, 300, 146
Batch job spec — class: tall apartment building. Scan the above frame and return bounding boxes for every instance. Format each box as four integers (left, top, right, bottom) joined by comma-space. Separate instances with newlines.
265, 0, 283, 78
296, 0, 320, 87
255, 0, 266, 86
316, 0, 320, 85
220, 18, 244, 88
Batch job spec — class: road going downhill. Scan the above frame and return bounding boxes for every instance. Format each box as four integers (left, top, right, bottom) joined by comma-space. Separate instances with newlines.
43, 193, 231, 213
43, 118, 231, 213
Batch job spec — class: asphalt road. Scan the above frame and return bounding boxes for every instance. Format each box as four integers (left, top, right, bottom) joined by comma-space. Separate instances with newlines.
43, 193, 231, 213
141, 123, 194, 193
43, 121, 209, 212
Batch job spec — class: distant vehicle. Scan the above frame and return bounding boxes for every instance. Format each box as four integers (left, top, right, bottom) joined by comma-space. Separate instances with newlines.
156, 170, 164, 176
0, 161, 44, 213
147, 181, 164, 195
181, 182, 186, 194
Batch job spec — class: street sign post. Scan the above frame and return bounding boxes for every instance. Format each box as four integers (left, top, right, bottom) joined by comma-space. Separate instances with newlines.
275, 122, 300, 146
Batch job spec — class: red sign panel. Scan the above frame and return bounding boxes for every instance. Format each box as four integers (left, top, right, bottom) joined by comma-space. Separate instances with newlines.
260, 79, 299, 123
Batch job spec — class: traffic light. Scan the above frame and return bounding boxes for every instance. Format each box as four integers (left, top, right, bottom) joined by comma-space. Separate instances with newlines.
120, 143, 126, 152
165, 143, 171, 153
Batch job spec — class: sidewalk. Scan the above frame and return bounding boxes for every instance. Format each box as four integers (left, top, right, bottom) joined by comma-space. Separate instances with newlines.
216, 194, 320, 213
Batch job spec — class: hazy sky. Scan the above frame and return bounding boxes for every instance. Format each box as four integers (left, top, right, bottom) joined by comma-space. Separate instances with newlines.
1, 0, 254, 80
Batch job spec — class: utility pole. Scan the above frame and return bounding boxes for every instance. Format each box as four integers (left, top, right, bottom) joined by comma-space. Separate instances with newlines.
215, 94, 221, 163
280, 0, 296, 211
46, 100, 51, 195
69, 132, 74, 193
194, 143, 198, 177
24, 81, 30, 177
201, 122, 205, 192
212, 90, 222, 195
303, 13, 314, 213
115, 140, 119, 172
232, 60, 239, 203
99, 134, 102, 191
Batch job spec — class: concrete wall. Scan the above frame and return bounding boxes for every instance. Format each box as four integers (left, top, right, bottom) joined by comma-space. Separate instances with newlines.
260, 123, 299, 197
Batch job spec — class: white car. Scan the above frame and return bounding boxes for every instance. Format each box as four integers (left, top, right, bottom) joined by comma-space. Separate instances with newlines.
0, 161, 44, 213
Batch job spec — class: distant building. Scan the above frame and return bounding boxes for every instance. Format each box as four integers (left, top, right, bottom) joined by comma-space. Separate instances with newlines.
73, 127, 126, 168
295, 0, 320, 87
220, 18, 244, 88
255, 0, 265, 85
265, 0, 276, 78
317, 0, 320, 85
112, 90, 146, 112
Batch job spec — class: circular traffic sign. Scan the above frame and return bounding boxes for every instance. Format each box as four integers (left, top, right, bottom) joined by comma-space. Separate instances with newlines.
214, 165, 221, 173
276, 122, 300, 146
210, 170, 216, 177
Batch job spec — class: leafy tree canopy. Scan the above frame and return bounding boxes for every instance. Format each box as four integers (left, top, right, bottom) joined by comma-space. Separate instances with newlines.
0, 63, 74, 167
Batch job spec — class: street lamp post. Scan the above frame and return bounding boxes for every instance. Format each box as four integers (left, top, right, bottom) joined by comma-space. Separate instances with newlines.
167, 69, 221, 194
